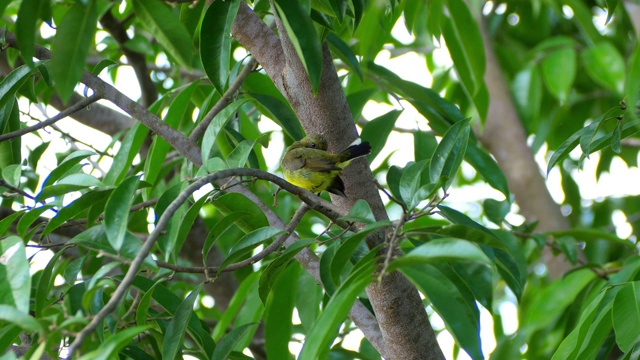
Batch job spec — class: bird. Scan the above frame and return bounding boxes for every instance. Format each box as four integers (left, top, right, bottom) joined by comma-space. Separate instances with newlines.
281, 134, 371, 196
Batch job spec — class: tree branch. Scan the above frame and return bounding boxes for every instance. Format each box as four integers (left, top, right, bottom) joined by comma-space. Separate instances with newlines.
189, 57, 258, 142
99, 10, 158, 106
0, 94, 102, 142
475, 12, 574, 278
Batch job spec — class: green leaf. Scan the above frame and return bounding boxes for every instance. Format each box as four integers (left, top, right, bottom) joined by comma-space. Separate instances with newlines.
79, 325, 153, 360
221, 227, 287, 268
16, 0, 48, 68
465, 143, 510, 197
441, 0, 485, 96
0, 305, 43, 333
327, 33, 363, 81
49, 0, 98, 102
264, 264, 299, 359
551, 290, 608, 360
43, 189, 112, 236
626, 43, 640, 124
103, 175, 140, 251
40, 150, 95, 188
212, 323, 259, 360
430, 118, 471, 190
0, 236, 30, 314
521, 269, 597, 336
145, 82, 199, 190
483, 199, 510, 225
339, 199, 376, 224
401, 264, 482, 360
299, 249, 377, 360
210, 192, 268, 233
1, 164, 20, 188
154, 182, 188, 258
613, 281, 640, 352
364, 61, 463, 134
202, 212, 250, 265
273, 0, 323, 93
389, 238, 492, 271
129, 276, 215, 356
605, 0, 618, 24
512, 65, 542, 126
103, 123, 149, 186
213, 272, 259, 341
201, 99, 249, 165
132, 0, 194, 68
541, 45, 576, 104
0, 211, 23, 237
611, 120, 622, 153
0, 100, 21, 170
200, 0, 241, 94
0, 63, 38, 111
245, 92, 304, 141
163, 283, 204, 359
16, 205, 53, 238
259, 239, 313, 303
581, 42, 625, 95
399, 160, 429, 209
545, 107, 625, 174
35, 248, 64, 317
361, 110, 401, 162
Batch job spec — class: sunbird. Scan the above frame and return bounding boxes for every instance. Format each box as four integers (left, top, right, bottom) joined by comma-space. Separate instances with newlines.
281, 134, 372, 196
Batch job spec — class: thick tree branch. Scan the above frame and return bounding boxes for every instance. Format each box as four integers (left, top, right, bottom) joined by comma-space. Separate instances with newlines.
230, 3, 443, 358
476, 14, 573, 277
0, 29, 202, 164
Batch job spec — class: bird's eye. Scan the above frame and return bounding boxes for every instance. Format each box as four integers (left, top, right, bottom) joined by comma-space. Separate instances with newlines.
311, 142, 316, 148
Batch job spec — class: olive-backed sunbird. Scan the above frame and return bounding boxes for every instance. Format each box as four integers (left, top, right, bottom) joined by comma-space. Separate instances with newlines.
281, 134, 371, 196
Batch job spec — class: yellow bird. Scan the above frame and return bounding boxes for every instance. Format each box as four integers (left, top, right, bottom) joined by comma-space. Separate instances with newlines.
281, 134, 371, 196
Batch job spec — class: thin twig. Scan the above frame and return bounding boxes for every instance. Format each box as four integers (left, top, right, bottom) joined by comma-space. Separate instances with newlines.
64, 169, 339, 357
189, 57, 259, 142
0, 94, 102, 143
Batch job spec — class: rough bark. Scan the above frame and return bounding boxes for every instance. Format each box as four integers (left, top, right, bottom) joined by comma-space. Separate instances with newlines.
233, 4, 444, 359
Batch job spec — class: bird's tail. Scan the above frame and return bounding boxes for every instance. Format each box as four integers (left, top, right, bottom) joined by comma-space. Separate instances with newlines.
337, 138, 371, 168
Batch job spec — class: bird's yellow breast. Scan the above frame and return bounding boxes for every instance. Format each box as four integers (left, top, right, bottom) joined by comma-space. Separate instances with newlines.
282, 167, 340, 193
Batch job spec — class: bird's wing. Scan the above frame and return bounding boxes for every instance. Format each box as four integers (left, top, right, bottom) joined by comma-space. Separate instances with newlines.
304, 157, 341, 172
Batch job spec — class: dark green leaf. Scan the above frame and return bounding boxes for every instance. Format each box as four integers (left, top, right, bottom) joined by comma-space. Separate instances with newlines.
389, 238, 492, 271
163, 283, 204, 359
430, 118, 470, 190
264, 264, 299, 359
103, 123, 149, 186
361, 110, 400, 163
212, 323, 259, 360
16, 0, 48, 68
273, 0, 323, 93
612, 281, 640, 353
441, 0, 485, 96
103, 175, 140, 251
401, 264, 482, 359
465, 143, 510, 197
327, 33, 363, 81
201, 99, 249, 165
245, 92, 304, 141
0, 63, 38, 111
132, 0, 194, 68
200, 0, 241, 94
49, 1, 98, 102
